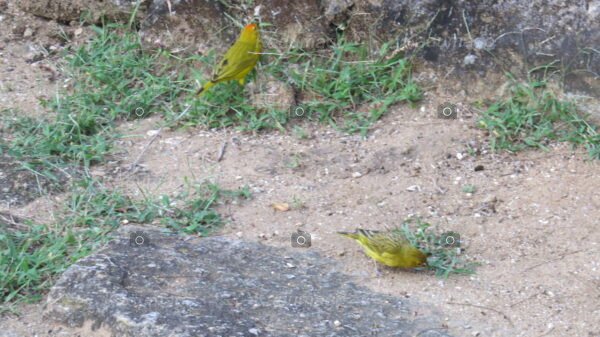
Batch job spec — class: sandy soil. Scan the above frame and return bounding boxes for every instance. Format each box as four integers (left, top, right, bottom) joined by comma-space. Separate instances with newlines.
1, 2, 599, 337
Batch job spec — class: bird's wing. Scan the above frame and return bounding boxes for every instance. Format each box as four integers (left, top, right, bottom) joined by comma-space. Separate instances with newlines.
212, 41, 259, 82
366, 230, 409, 255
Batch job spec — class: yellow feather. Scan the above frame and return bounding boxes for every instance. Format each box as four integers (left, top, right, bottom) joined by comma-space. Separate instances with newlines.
338, 228, 428, 268
197, 23, 261, 96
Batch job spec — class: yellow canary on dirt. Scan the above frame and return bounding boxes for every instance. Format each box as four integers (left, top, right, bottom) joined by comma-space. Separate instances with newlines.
197, 23, 262, 95
338, 228, 428, 268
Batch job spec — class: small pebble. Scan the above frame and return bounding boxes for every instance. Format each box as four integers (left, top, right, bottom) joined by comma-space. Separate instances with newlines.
334, 320, 342, 327
406, 185, 421, 192
23, 27, 34, 38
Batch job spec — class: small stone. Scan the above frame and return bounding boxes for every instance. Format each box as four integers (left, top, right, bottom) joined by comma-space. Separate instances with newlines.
473, 37, 489, 50
334, 320, 342, 327
352, 172, 362, 178
248, 76, 294, 112
456, 152, 465, 160
23, 27, 34, 38
236, 231, 243, 238
147, 129, 160, 136
249, 328, 260, 335
74, 27, 83, 37
483, 195, 497, 204
474, 164, 484, 171
463, 54, 477, 65
406, 185, 421, 192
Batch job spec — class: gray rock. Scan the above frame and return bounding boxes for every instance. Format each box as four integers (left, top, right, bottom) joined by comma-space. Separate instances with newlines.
343, 0, 600, 98
140, 0, 235, 53
45, 225, 453, 337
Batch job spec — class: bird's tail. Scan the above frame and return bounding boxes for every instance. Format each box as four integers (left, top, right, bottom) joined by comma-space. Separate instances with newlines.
337, 231, 360, 240
338, 229, 378, 240
339, 229, 380, 237
197, 81, 215, 96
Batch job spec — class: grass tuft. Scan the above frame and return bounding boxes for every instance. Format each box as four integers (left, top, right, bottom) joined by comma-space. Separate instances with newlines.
266, 40, 422, 136
479, 78, 599, 159
401, 219, 478, 278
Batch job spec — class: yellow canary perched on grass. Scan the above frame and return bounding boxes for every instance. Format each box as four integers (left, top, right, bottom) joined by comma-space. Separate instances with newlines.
338, 229, 428, 268
197, 23, 262, 95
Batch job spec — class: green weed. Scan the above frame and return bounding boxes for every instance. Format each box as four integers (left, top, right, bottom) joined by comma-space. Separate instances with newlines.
266, 39, 422, 136
479, 78, 599, 159
462, 184, 477, 194
401, 219, 477, 278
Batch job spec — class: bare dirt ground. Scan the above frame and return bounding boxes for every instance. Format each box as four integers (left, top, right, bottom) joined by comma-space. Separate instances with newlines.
1, 3, 599, 337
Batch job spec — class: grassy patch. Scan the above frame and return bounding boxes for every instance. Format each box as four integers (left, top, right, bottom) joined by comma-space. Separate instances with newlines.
401, 219, 477, 278
0, 25, 189, 174
0, 179, 250, 312
266, 40, 422, 136
173, 37, 422, 135
479, 79, 600, 159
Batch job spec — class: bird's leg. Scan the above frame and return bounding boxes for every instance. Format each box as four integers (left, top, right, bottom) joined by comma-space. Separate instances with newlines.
373, 259, 382, 278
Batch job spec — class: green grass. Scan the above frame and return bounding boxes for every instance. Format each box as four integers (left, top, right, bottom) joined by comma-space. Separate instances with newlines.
174, 37, 422, 135
0, 179, 250, 312
265, 40, 422, 136
479, 78, 600, 159
0, 24, 189, 173
462, 184, 477, 194
401, 219, 477, 278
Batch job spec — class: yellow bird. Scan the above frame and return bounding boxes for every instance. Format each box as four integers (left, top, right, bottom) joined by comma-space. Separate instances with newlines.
197, 22, 262, 95
338, 228, 428, 268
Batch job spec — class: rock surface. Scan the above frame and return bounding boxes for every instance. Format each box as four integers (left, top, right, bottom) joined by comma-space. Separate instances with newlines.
344, 0, 599, 96
45, 225, 453, 337
141, 0, 235, 53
